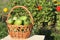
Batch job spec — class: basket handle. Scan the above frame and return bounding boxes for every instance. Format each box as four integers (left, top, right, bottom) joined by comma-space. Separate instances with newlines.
7, 6, 34, 25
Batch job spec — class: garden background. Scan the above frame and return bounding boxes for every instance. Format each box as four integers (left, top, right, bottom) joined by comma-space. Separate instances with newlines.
0, 0, 60, 40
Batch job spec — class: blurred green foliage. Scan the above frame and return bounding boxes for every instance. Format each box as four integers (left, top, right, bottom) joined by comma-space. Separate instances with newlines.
0, 0, 60, 40
0, 22, 8, 39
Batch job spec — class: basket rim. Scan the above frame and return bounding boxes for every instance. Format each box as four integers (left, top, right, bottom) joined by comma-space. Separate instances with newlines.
6, 22, 33, 27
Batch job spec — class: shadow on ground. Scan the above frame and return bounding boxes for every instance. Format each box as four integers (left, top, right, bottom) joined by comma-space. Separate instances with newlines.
37, 28, 55, 40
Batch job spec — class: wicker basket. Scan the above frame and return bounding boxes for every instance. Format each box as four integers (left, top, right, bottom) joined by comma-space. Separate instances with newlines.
6, 6, 34, 38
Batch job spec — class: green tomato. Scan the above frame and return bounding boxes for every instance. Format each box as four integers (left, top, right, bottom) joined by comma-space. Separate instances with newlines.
13, 16, 17, 20
24, 21, 30, 25
7, 18, 13, 24
14, 19, 22, 25
19, 16, 27, 21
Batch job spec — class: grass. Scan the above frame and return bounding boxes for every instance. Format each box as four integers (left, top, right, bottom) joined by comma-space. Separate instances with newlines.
51, 33, 60, 40
0, 22, 8, 39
